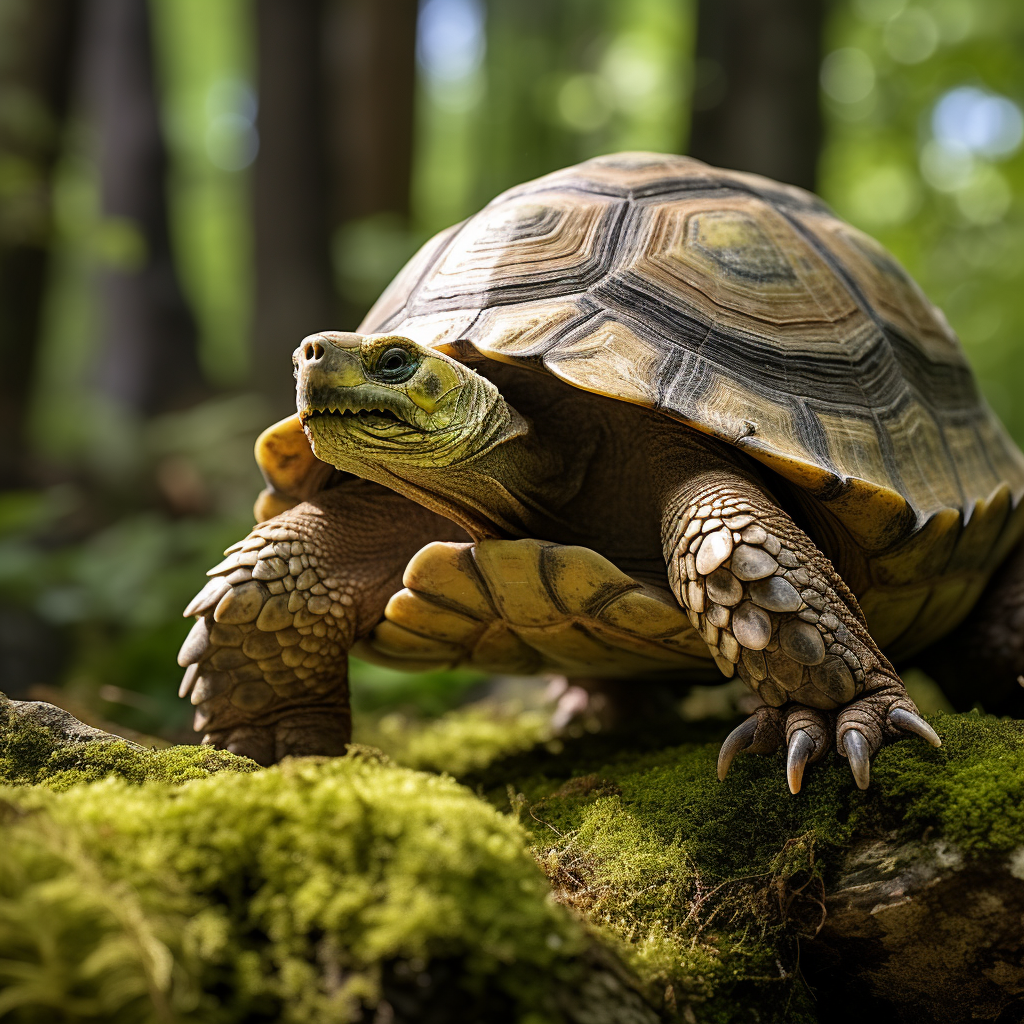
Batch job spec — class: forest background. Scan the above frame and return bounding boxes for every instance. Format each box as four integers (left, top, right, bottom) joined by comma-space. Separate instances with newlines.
0, 0, 1022, 743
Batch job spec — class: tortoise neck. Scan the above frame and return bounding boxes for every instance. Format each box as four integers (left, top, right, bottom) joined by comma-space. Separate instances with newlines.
351, 411, 593, 541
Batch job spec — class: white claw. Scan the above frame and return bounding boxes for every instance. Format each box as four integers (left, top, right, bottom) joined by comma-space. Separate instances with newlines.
889, 707, 941, 747
178, 663, 199, 699
786, 729, 817, 795
717, 714, 759, 781
843, 728, 871, 790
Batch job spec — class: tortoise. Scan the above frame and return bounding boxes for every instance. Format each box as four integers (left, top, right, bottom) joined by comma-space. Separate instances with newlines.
178, 151, 1024, 793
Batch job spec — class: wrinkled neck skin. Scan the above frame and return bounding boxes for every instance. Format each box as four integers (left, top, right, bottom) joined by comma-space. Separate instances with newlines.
306, 369, 587, 541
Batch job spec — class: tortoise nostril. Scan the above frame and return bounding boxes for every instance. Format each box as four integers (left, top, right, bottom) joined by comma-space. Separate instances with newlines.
303, 343, 315, 361
313, 342, 324, 359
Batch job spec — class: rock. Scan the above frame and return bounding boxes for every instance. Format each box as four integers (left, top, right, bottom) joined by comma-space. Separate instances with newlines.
805, 836, 1024, 1023
0, 691, 144, 748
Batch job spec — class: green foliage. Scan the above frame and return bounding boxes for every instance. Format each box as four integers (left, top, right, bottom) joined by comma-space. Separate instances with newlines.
363, 700, 555, 776
348, 658, 487, 718
820, 0, 1024, 442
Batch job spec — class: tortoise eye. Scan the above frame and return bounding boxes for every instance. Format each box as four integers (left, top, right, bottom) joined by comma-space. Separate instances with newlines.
372, 346, 418, 383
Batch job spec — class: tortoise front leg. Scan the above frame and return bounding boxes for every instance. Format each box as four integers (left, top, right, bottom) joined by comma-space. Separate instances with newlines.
663, 467, 940, 792
177, 479, 466, 765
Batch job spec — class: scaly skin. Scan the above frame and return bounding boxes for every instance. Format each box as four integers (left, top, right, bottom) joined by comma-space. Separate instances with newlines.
178, 480, 466, 764
660, 464, 937, 792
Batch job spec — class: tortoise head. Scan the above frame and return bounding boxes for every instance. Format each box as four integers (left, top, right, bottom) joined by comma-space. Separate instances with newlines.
294, 332, 526, 471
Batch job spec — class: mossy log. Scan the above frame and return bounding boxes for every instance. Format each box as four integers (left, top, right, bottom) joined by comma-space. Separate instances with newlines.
3, 692, 1024, 1023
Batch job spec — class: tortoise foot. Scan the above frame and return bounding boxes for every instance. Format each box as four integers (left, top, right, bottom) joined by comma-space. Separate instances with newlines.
835, 685, 941, 789
202, 709, 350, 766
718, 688, 940, 794
717, 702, 831, 794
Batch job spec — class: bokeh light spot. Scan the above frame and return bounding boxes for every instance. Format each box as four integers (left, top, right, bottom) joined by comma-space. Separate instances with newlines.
848, 165, 921, 227
204, 78, 258, 172
821, 48, 875, 104
854, 0, 906, 23
417, 0, 486, 83
883, 8, 939, 64
557, 74, 611, 132
932, 87, 1024, 159
919, 139, 973, 192
601, 36, 662, 113
955, 166, 1013, 226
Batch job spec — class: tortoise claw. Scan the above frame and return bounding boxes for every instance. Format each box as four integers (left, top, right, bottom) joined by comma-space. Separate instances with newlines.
717, 714, 759, 781
786, 729, 817, 795
843, 728, 871, 790
889, 707, 941, 747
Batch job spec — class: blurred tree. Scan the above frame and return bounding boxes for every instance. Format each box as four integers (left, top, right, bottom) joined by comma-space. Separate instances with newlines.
252, 0, 334, 416
0, 0, 80, 486
325, 0, 417, 329
83, 0, 207, 415
252, 0, 420, 415
414, 0, 690, 235
325, 0, 418, 328
475, 0, 595, 203
688, 0, 825, 189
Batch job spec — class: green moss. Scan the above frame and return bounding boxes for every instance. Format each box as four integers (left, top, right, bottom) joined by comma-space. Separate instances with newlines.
433, 708, 1024, 1022
5, 696, 1024, 1023
0, 753, 603, 1023
0, 717, 258, 790
360, 701, 555, 776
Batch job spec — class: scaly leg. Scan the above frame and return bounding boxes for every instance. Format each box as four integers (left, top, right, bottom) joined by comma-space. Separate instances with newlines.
663, 466, 940, 792
177, 479, 466, 764
359, 537, 710, 677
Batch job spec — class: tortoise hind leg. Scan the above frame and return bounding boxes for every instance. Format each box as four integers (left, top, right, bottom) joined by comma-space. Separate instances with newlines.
917, 538, 1024, 716
661, 459, 940, 792
178, 479, 466, 765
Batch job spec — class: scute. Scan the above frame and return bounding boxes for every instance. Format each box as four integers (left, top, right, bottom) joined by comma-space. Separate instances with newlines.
413, 191, 620, 310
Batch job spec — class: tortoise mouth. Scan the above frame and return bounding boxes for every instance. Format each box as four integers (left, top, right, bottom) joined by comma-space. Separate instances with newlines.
300, 405, 421, 434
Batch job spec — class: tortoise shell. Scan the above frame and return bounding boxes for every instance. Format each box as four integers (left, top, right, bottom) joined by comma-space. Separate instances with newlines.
258, 152, 1024, 659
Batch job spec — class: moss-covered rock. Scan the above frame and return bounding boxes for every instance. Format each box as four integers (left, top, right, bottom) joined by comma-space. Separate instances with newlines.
0, 696, 655, 1024
0, 693, 255, 789
453, 709, 1024, 1023
4, 693, 1024, 1023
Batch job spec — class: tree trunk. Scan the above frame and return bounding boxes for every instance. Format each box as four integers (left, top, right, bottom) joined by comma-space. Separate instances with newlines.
252, 0, 335, 416
322, 0, 418, 227
252, 0, 420, 415
83, 0, 207, 416
687, 0, 825, 191
0, 0, 80, 486
322, 0, 419, 331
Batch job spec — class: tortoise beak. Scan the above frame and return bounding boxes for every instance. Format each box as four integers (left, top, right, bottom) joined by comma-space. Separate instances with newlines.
294, 332, 368, 412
